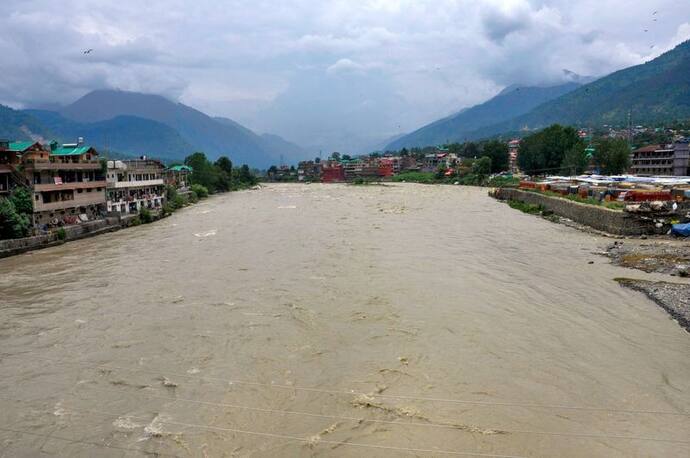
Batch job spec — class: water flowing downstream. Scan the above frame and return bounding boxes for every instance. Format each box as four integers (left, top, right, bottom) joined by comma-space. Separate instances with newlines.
0, 183, 688, 457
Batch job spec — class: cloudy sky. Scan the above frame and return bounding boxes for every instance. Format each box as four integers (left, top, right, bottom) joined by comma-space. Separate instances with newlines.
2, 0, 689, 153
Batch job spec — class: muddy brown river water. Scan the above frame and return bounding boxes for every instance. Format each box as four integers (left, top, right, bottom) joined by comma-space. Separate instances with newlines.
0, 183, 688, 457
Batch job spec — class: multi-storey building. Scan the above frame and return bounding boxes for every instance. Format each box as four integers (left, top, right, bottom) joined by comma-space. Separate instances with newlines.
165, 165, 193, 190
631, 141, 690, 176
508, 139, 520, 173
106, 158, 166, 214
21, 140, 107, 227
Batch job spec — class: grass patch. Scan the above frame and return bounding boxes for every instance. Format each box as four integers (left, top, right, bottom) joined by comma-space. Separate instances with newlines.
507, 200, 544, 214
487, 176, 520, 188
391, 171, 437, 184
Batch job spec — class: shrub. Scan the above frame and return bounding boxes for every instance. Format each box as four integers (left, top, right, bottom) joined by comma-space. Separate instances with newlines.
161, 203, 175, 216
139, 207, 153, 224
188, 191, 199, 203
391, 171, 436, 184
508, 200, 544, 214
56, 227, 67, 240
172, 194, 188, 209
191, 184, 209, 198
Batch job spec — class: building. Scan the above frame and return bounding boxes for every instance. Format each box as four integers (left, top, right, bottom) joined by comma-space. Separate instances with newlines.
0, 139, 26, 194
297, 161, 321, 182
165, 165, 192, 190
508, 139, 520, 173
321, 161, 345, 182
422, 152, 458, 172
631, 141, 690, 176
22, 140, 107, 227
106, 158, 166, 214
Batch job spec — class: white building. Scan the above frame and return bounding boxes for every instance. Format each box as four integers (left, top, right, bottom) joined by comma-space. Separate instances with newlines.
106, 158, 166, 214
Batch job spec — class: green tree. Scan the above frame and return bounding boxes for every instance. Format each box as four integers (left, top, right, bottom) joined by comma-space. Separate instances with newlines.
215, 156, 233, 174
518, 124, 583, 175
0, 198, 31, 239
235, 164, 257, 187
214, 156, 233, 192
185, 152, 219, 192
10, 188, 33, 215
481, 140, 509, 173
593, 138, 631, 175
561, 143, 590, 175
462, 142, 480, 158
472, 156, 492, 178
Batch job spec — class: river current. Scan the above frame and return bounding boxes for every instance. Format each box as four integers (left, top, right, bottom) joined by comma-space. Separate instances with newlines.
0, 183, 688, 457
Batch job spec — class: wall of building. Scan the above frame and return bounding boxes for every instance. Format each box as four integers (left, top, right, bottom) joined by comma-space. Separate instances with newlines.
494, 188, 656, 235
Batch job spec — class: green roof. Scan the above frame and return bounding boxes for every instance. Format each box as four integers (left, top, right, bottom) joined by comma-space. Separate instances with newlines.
169, 165, 193, 172
50, 146, 93, 156
8, 141, 36, 152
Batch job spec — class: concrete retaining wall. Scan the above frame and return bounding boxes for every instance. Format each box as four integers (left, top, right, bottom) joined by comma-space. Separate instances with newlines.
494, 188, 654, 235
0, 218, 122, 258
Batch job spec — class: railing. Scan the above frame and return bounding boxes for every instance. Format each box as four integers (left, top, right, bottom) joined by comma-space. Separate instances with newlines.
26, 162, 101, 171
34, 192, 106, 212
34, 180, 107, 192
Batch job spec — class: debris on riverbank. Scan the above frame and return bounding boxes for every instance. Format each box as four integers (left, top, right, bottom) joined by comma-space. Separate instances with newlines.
615, 278, 690, 332
605, 240, 690, 276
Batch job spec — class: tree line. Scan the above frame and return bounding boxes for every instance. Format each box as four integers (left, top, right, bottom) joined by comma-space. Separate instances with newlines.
181, 152, 258, 193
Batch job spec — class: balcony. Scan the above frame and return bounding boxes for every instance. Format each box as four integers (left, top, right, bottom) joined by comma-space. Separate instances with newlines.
34, 192, 106, 212
108, 178, 165, 189
33, 180, 107, 193
25, 161, 101, 171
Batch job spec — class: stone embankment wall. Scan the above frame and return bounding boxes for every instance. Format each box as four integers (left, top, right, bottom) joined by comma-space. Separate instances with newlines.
0, 217, 123, 258
493, 188, 654, 236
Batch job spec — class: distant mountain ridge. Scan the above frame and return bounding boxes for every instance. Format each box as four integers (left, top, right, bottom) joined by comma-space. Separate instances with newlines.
57, 90, 307, 167
386, 82, 582, 150
24, 109, 194, 162
471, 40, 690, 138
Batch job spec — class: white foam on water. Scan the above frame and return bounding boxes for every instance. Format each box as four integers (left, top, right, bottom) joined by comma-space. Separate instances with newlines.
194, 230, 217, 238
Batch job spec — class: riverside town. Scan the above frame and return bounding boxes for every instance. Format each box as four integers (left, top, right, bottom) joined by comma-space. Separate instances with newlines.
2, 3, 690, 457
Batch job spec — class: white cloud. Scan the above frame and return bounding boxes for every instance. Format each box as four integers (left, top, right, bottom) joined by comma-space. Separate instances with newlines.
1, 0, 689, 152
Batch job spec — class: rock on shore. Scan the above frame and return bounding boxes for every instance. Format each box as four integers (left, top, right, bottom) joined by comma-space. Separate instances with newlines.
616, 279, 690, 332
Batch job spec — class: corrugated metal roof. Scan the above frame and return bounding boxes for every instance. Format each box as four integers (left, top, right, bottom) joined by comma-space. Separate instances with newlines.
50, 146, 93, 156
8, 141, 36, 152
169, 165, 193, 172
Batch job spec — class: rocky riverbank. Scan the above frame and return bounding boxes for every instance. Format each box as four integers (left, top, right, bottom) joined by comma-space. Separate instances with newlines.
615, 279, 690, 332
605, 239, 690, 332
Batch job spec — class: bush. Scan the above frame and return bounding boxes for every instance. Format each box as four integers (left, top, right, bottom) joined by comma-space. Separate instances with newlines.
56, 227, 66, 240
391, 171, 436, 184
0, 197, 31, 239
508, 200, 544, 214
191, 184, 209, 198
173, 194, 188, 209
487, 176, 520, 188
188, 191, 199, 203
161, 203, 175, 216
139, 207, 153, 224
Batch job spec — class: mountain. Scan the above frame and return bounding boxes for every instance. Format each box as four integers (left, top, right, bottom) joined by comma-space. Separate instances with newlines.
24, 109, 194, 162
473, 40, 690, 138
0, 105, 53, 141
213, 116, 308, 160
386, 82, 581, 150
59, 90, 305, 167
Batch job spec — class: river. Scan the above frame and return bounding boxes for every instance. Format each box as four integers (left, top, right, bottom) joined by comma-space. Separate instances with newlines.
0, 183, 688, 457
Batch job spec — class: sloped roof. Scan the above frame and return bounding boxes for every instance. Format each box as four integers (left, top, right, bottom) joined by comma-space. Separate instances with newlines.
51, 146, 95, 156
169, 165, 193, 172
8, 141, 39, 152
